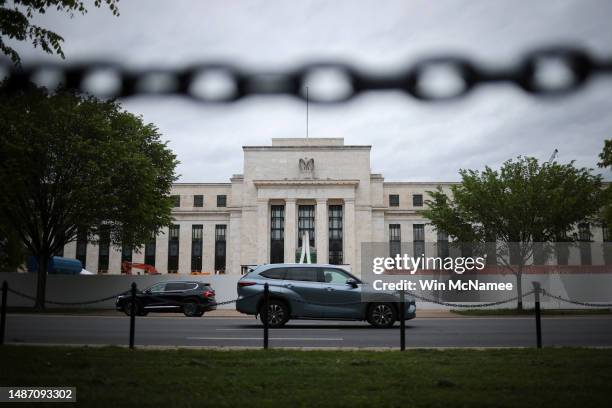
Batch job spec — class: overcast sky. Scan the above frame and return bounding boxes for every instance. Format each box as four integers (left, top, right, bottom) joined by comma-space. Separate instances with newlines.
7, 0, 612, 182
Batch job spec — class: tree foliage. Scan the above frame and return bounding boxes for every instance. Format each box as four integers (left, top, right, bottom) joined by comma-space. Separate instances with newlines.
0, 82, 178, 308
0, 0, 119, 65
597, 139, 612, 227
420, 157, 603, 309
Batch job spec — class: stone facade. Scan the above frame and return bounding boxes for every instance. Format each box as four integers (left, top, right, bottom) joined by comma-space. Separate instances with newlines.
61, 137, 607, 277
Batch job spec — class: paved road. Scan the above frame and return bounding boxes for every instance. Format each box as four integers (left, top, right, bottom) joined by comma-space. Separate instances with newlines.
5, 313, 612, 348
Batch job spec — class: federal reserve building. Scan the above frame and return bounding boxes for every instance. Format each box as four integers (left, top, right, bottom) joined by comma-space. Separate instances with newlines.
58, 137, 607, 277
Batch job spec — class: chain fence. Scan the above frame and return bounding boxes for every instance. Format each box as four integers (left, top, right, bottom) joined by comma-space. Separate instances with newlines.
2, 46, 612, 103
1, 280, 611, 350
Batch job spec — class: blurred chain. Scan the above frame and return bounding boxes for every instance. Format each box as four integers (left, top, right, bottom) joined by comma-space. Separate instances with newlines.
2, 46, 611, 103
403, 289, 535, 308
7, 287, 129, 305
540, 289, 612, 308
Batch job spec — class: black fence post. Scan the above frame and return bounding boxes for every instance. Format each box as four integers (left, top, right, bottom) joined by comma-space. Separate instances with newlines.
129, 282, 137, 350
263, 282, 269, 350
532, 281, 542, 349
399, 290, 405, 351
1, 281, 7, 346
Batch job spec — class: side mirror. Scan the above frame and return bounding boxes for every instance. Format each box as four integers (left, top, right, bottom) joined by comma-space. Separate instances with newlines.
346, 279, 358, 288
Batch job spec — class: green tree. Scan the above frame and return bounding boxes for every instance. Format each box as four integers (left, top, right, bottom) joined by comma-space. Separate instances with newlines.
597, 139, 612, 227
0, 83, 178, 309
421, 157, 603, 310
0, 0, 119, 65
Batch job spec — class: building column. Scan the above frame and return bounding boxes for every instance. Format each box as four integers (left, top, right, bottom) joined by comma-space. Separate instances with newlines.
179, 223, 192, 274
132, 246, 145, 264
227, 212, 241, 274
316, 198, 328, 264
63, 240, 77, 259
284, 199, 297, 263
109, 246, 122, 275
344, 198, 356, 272
256, 199, 269, 264
155, 227, 169, 274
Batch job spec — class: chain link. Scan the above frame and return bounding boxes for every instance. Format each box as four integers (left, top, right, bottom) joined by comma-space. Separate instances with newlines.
540, 290, 612, 308
2, 46, 611, 103
402, 289, 536, 308
6, 285, 611, 309
7, 287, 130, 306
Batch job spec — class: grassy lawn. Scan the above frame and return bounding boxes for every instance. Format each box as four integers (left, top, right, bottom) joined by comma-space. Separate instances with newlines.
451, 308, 612, 316
1, 346, 611, 407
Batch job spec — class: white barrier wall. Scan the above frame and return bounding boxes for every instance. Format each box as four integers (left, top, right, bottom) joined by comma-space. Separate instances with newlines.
0, 273, 241, 310
1, 272, 611, 311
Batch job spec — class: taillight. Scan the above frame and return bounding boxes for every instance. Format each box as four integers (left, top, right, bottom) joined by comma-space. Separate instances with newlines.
238, 281, 257, 287
203, 290, 215, 298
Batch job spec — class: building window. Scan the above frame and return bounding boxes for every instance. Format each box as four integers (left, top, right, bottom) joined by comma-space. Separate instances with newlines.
389, 194, 399, 207
413, 224, 425, 257
389, 224, 401, 258
578, 222, 591, 242
121, 242, 132, 264
193, 195, 204, 207
191, 225, 203, 272
215, 225, 227, 273
168, 225, 180, 273
437, 231, 449, 259
54, 231, 65, 257
98, 227, 110, 274
75, 228, 87, 268
413, 194, 423, 207
171, 195, 180, 207
329, 205, 343, 265
298, 205, 315, 251
578, 222, 591, 265
270, 205, 285, 263
145, 233, 156, 266
217, 195, 227, 207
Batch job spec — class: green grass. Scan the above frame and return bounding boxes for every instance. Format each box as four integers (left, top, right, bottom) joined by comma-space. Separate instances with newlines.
1, 346, 612, 407
451, 308, 612, 316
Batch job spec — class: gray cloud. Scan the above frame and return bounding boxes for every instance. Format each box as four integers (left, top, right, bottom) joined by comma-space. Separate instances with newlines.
6, 0, 612, 182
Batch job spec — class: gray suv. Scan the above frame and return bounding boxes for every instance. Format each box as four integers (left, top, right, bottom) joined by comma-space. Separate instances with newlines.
236, 263, 416, 328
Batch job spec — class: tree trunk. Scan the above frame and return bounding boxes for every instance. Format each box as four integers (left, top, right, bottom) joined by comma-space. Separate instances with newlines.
516, 270, 523, 311
34, 253, 49, 311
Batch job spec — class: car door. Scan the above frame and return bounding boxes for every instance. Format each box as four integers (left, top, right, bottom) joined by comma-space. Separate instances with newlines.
158, 282, 189, 311
283, 267, 327, 318
142, 282, 167, 310
320, 268, 363, 319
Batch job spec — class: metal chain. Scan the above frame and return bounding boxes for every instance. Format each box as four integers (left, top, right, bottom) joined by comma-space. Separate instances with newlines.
2, 46, 611, 103
402, 289, 536, 308
540, 290, 612, 308
7, 287, 130, 305
7, 285, 611, 308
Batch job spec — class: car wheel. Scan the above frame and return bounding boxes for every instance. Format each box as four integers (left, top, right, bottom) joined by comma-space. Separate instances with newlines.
183, 301, 203, 317
367, 303, 397, 328
123, 300, 140, 316
259, 300, 289, 328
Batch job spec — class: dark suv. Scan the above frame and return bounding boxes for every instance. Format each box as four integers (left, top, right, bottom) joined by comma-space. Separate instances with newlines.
116, 281, 216, 317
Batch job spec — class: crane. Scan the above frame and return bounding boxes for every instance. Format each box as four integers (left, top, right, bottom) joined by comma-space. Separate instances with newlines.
121, 261, 160, 275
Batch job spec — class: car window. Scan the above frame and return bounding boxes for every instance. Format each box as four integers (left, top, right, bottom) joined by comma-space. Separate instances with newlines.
165, 282, 187, 291
285, 267, 320, 282
323, 269, 352, 284
260, 268, 286, 280
148, 283, 166, 293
